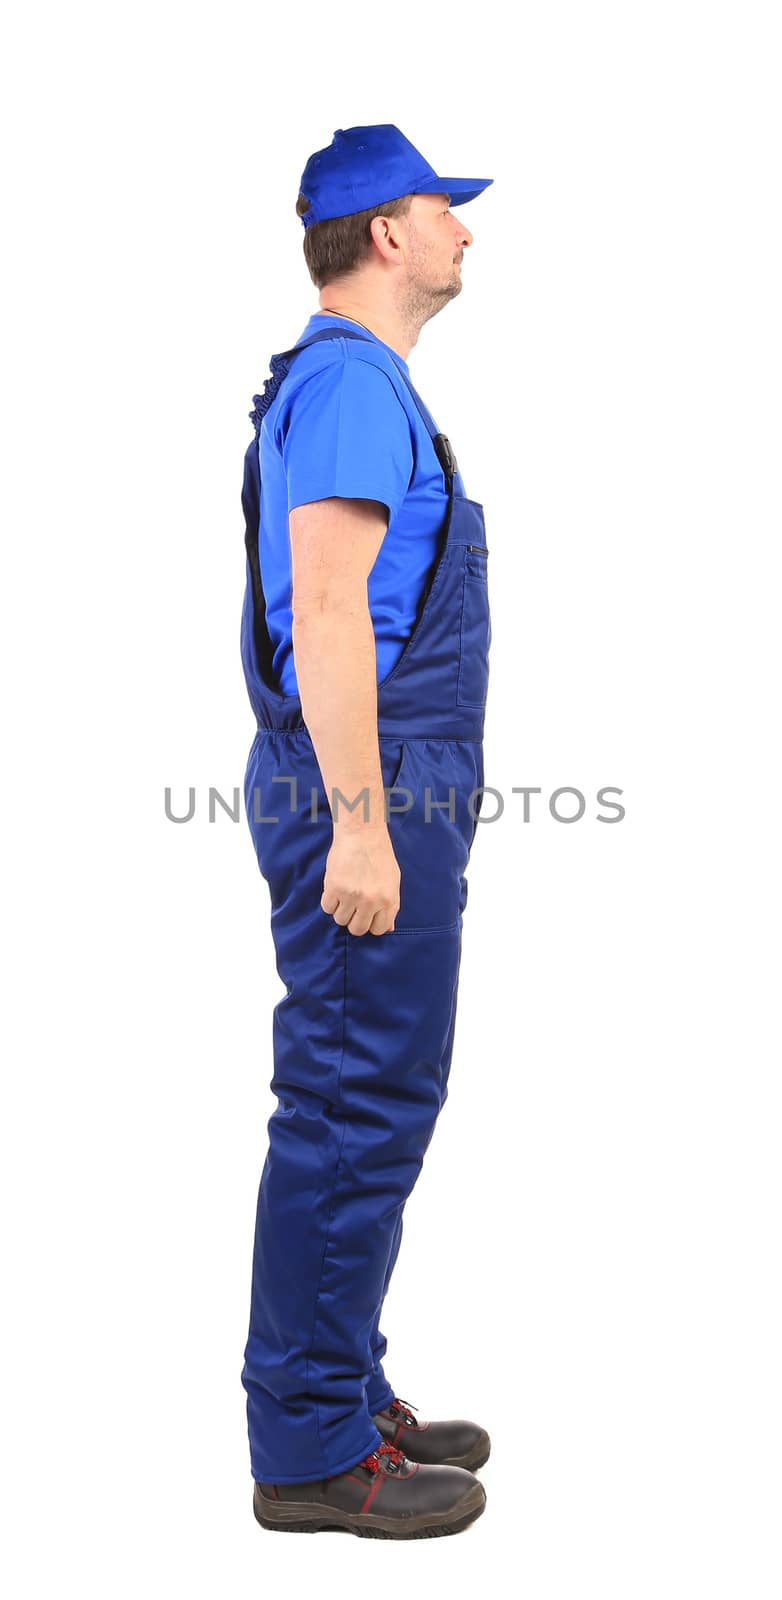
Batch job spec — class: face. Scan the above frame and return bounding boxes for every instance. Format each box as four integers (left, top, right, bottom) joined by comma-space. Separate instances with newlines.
400, 192, 474, 324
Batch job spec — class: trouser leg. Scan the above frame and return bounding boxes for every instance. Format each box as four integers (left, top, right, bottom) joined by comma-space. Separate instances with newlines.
364, 911, 464, 1418
365, 1208, 404, 1415
241, 733, 465, 1484
242, 925, 461, 1482
242, 894, 462, 1480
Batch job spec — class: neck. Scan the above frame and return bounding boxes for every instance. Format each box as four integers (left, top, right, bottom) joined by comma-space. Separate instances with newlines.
315, 297, 417, 362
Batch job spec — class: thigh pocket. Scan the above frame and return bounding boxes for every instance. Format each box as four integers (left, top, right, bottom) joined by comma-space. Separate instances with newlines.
456, 555, 491, 709
386, 741, 469, 932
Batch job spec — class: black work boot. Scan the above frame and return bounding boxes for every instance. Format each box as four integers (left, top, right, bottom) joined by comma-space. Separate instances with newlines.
253, 1440, 486, 1538
372, 1396, 491, 1471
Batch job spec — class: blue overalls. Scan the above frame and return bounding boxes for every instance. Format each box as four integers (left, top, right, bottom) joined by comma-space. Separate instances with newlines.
239, 328, 491, 1484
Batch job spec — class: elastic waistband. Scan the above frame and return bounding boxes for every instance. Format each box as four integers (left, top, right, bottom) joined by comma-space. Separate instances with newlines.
254, 723, 484, 743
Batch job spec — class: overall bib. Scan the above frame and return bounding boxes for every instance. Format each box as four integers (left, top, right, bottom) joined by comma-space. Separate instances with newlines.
239, 328, 491, 1484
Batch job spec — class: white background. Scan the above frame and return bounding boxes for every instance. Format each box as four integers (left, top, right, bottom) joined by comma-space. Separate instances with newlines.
2, 2, 780, 1595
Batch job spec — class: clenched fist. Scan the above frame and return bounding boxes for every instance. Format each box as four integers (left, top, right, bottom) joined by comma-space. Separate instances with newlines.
320, 824, 402, 936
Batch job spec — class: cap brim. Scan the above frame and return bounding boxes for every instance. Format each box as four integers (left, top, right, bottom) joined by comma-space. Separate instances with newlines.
412, 176, 493, 206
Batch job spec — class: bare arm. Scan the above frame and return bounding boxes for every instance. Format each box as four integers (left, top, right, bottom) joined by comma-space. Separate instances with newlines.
289, 495, 401, 937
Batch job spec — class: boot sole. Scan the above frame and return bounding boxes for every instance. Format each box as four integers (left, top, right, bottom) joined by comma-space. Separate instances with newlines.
253, 1478, 486, 1539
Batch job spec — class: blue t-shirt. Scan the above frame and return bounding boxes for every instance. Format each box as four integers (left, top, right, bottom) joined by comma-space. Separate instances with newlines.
257, 312, 466, 696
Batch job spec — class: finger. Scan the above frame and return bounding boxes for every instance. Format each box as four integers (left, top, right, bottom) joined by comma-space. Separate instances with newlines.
368, 905, 398, 936
331, 896, 360, 928
346, 896, 383, 936
320, 884, 356, 922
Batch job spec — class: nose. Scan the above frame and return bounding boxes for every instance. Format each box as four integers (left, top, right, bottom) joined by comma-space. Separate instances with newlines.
455, 218, 473, 250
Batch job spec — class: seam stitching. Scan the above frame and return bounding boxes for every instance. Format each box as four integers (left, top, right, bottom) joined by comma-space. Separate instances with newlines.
306, 926, 350, 1475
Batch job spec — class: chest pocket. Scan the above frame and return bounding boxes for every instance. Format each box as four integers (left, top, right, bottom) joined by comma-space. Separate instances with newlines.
456, 548, 491, 708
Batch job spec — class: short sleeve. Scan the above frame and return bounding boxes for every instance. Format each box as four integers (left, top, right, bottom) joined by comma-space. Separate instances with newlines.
278, 357, 415, 523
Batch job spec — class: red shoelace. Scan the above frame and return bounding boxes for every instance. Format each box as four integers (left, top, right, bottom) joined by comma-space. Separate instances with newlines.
359, 1441, 406, 1474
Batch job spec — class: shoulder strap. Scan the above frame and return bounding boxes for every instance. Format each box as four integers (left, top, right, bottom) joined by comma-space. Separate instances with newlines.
249, 327, 458, 480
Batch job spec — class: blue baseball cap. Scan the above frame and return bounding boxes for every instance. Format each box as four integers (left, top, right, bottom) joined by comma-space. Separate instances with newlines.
298, 124, 493, 230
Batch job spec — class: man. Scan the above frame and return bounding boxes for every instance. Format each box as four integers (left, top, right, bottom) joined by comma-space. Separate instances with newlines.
239, 124, 493, 1539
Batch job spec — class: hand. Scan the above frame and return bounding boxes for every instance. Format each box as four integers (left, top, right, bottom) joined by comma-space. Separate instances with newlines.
320, 825, 401, 936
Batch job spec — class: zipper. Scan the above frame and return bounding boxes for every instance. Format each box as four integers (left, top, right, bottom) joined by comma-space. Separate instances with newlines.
467, 544, 489, 554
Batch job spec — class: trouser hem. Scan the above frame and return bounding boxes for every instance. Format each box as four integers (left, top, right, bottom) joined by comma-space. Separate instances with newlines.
365, 1381, 396, 1416
251, 1425, 384, 1487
